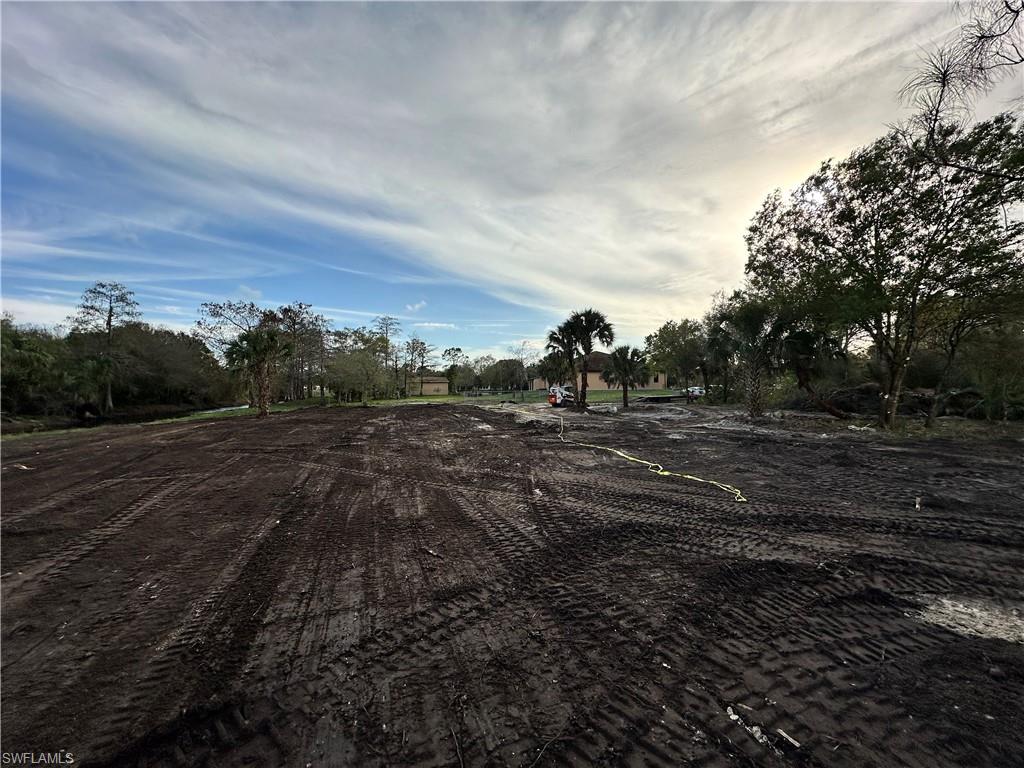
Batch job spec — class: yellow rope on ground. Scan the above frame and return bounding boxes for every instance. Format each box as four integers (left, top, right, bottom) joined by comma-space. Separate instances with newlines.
554, 416, 747, 503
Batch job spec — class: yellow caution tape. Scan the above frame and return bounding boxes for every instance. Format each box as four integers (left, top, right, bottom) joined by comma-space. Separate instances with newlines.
554, 416, 747, 502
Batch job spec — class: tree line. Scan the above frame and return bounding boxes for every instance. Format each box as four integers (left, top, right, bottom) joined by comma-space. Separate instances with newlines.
631, 108, 1022, 427
1, 289, 550, 424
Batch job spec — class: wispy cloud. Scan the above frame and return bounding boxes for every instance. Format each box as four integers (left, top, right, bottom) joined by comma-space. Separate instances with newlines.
413, 322, 458, 330
154, 304, 185, 315
3, 2, 1008, 341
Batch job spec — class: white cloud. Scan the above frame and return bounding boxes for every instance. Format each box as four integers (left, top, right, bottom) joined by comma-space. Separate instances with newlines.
3, 3, 1014, 339
0, 296, 75, 327
237, 284, 262, 300
413, 322, 458, 330
0, 296, 199, 334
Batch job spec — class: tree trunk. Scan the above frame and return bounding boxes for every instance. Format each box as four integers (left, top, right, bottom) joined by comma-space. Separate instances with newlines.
797, 372, 850, 420
925, 390, 942, 428
744, 361, 763, 417
722, 366, 730, 404
925, 358, 956, 428
622, 386, 628, 409
257, 363, 271, 418
319, 345, 327, 406
579, 357, 589, 409
105, 302, 115, 414
881, 365, 906, 429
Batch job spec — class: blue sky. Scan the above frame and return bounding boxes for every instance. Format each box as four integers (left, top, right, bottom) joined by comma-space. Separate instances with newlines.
1, 2, 1017, 358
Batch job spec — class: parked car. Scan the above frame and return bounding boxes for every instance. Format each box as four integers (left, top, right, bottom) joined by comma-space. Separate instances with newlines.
548, 385, 576, 407
687, 386, 705, 398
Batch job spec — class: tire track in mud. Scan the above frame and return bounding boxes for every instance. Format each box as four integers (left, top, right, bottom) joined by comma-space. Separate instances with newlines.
1, 455, 278, 756
140, 407, 1020, 767
6, 405, 1023, 768
81, 463, 323, 767
2, 473, 207, 605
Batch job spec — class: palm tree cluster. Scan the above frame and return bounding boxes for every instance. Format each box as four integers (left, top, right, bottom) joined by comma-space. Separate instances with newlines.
544, 309, 650, 409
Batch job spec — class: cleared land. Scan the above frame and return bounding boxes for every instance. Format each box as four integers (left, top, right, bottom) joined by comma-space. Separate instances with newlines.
2, 404, 1022, 767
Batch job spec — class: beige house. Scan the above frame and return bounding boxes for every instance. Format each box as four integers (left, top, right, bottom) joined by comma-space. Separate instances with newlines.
416, 376, 450, 396
532, 351, 667, 391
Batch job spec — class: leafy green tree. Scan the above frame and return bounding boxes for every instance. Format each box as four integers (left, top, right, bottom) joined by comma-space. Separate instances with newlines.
702, 299, 738, 403
565, 308, 614, 408
781, 328, 850, 419
115, 323, 232, 408
1, 315, 63, 414
480, 359, 526, 390
535, 351, 572, 388
600, 345, 651, 408
746, 115, 1024, 427
958, 319, 1024, 419
644, 319, 705, 390
68, 281, 141, 414
442, 347, 469, 391
919, 292, 1024, 425
330, 327, 389, 403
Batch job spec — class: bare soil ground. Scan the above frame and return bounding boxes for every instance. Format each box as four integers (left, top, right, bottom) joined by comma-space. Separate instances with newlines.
2, 404, 1022, 767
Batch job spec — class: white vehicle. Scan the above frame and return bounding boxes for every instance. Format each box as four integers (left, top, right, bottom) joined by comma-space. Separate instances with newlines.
687, 386, 705, 398
547, 385, 576, 407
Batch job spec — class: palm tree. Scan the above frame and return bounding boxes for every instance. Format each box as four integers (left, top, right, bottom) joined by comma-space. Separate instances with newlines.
720, 298, 791, 418
545, 322, 579, 394
225, 318, 288, 418
601, 345, 650, 408
566, 308, 615, 408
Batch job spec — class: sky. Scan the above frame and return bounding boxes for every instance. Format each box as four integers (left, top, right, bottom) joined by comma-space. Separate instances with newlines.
1, 2, 1018, 359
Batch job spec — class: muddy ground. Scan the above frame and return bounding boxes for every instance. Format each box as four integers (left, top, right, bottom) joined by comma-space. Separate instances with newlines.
2, 403, 1022, 767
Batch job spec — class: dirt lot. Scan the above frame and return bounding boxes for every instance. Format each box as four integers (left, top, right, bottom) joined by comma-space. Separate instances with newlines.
2, 404, 1022, 767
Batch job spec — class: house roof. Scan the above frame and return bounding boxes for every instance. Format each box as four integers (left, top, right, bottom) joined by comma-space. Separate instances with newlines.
419, 376, 449, 383
576, 351, 612, 371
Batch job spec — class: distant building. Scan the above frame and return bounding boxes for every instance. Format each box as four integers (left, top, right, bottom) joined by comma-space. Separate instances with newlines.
416, 376, 450, 396
531, 351, 667, 391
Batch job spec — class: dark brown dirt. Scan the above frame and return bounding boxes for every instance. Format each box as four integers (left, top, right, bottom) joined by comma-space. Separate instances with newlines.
2, 404, 1022, 767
